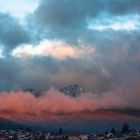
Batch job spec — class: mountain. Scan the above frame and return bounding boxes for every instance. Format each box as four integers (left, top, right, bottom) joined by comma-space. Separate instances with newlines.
0, 109, 140, 133
60, 84, 84, 97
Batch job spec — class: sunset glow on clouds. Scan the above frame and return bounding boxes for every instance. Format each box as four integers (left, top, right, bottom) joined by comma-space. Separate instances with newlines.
0, 88, 134, 115
12, 40, 96, 59
0, 85, 140, 119
0, 0, 140, 115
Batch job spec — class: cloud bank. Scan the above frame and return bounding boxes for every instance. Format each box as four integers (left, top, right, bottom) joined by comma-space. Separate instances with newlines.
0, 87, 140, 116
0, 89, 135, 116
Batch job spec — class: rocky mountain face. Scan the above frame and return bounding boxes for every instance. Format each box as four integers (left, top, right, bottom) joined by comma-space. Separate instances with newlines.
60, 84, 84, 97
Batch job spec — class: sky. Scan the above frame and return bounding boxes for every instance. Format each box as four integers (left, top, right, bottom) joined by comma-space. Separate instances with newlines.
0, 0, 140, 112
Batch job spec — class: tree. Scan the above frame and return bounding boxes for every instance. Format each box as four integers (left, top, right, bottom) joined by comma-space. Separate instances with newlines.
59, 128, 63, 135
122, 123, 129, 134
26, 127, 31, 131
111, 128, 115, 134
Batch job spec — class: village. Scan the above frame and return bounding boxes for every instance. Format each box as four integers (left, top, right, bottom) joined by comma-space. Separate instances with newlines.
0, 124, 140, 140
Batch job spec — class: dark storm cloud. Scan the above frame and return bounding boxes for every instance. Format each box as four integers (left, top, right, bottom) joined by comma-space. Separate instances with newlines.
0, 13, 30, 53
107, 0, 140, 15
35, 0, 140, 27
33, 0, 140, 44
34, 0, 102, 43
35, 0, 102, 27
0, 56, 21, 91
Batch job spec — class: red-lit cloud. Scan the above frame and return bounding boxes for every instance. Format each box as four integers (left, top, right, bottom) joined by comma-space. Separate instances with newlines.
0, 88, 132, 116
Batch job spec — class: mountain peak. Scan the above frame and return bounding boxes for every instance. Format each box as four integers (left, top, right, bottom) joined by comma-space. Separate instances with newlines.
60, 84, 84, 97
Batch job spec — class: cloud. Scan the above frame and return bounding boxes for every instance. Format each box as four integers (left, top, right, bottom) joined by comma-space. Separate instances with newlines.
106, 0, 140, 15
31, 0, 140, 45
0, 0, 140, 113
0, 56, 21, 91
88, 14, 140, 31
0, 88, 134, 116
0, 86, 140, 120
0, 31, 140, 93
12, 40, 96, 59
35, 0, 140, 28
0, 13, 30, 54
0, 47, 4, 58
